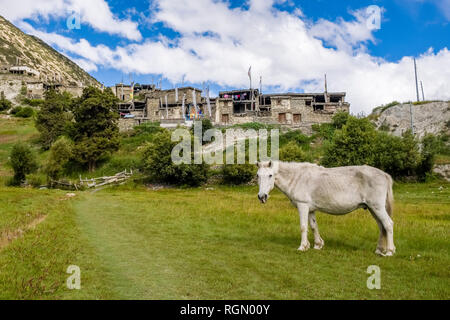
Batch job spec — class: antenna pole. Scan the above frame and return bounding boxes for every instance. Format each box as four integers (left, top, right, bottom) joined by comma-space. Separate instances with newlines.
414, 58, 420, 102
420, 81, 425, 101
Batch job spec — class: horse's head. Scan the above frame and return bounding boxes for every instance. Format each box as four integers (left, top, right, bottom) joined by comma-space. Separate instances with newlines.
257, 160, 278, 204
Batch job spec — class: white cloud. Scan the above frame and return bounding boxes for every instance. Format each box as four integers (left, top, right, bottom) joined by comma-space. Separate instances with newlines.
0, 0, 142, 41
4, 0, 450, 114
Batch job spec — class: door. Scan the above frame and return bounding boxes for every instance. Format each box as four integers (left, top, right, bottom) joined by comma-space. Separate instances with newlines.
222, 114, 229, 124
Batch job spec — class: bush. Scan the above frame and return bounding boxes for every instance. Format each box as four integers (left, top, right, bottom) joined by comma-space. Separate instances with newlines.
9, 143, 38, 185
322, 115, 432, 179
191, 118, 214, 145
44, 137, 74, 181
280, 130, 312, 148
15, 106, 34, 118
322, 116, 377, 167
331, 111, 350, 129
10, 106, 23, 115
222, 163, 256, 185
0, 93, 12, 111
279, 141, 312, 162
141, 130, 209, 186
416, 134, 440, 180
372, 131, 421, 178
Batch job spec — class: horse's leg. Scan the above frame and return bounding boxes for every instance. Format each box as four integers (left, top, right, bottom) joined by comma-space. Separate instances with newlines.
371, 207, 395, 256
370, 210, 387, 255
309, 212, 324, 250
297, 203, 310, 251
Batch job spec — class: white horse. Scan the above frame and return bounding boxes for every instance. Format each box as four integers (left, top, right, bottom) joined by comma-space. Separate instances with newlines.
257, 161, 395, 256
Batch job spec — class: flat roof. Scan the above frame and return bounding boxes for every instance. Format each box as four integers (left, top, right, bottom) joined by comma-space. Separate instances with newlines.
262, 92, 346, 97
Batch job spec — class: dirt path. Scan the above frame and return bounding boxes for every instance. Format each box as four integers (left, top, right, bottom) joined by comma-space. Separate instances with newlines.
0, 215, 47, 251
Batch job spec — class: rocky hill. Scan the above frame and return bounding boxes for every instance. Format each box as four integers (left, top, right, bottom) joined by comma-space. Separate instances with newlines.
371, 101, 450, 138
0, 15, 98, 87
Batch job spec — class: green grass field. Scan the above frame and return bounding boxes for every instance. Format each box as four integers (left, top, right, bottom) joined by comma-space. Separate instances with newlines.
0, 182, 448, 299
0, 117, 449, 299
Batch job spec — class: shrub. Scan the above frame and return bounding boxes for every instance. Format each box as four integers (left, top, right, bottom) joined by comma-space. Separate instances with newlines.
9, 143, 38, 185
15, 106, 34, 118
416, 134, 440, 180
44, 137, 74, 181
372, 131, 421, 178
0, 92, 12, 111
331, 111, 350, 129
222, 163, 256, 185
141, 130, 208, 186
279, 141, 312, 162
10, 106, 23, 115
280, 130, 312, 148
322, 116, 377, 167
191, 118, 214, 145
22, 98, 44, 107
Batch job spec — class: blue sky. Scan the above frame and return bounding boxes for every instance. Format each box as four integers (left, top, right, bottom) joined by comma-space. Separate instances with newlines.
1, 0, 449, 113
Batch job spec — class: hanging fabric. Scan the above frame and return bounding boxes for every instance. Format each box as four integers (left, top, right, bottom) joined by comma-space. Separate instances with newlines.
182, 93, 186, 120
206, 86, 212, 117
165, 95, 168, 118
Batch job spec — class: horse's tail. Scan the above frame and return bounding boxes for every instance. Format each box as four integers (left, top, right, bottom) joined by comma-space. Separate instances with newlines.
385, 174, 394, 217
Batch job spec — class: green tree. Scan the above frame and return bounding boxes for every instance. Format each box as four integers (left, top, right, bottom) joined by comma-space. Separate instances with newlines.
372, 130, 421, 178
322, 116, 377, 167
70, 87, 120, 172
9, 143, 38, 185
35, 89, 73, 149
44, 137, 74, 181
141, 130, 209, 186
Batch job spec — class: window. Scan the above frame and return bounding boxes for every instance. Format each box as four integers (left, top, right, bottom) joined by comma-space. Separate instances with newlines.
293, 114, 301, 123
278, 113, 286, 123
313, 105, 324, 111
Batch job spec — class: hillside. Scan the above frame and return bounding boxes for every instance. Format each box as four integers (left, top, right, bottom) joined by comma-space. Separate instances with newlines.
371, 101, 450, 138
0, 15, 98, 87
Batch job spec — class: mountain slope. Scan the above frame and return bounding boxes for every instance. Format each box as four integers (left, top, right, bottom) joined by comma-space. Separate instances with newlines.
0, 15, 98, 87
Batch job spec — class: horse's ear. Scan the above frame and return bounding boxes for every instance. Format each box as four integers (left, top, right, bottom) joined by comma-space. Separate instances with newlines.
256, 161, 260, 168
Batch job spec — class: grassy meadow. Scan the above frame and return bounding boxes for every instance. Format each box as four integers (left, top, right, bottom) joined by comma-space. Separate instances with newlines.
0, 117, 449, 299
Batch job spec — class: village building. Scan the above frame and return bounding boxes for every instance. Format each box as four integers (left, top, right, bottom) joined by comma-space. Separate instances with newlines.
215, 90, 349, 128
0, 63, 87, 101
116, 81, 350, 133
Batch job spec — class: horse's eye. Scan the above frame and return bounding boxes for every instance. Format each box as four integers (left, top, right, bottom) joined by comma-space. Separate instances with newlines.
269, 175, 273, 178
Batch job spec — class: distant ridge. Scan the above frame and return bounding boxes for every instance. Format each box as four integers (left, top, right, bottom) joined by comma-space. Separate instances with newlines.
0, 15, 99, 87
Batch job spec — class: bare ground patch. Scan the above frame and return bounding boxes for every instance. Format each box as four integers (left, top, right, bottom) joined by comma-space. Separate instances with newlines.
0, 214, 47, 251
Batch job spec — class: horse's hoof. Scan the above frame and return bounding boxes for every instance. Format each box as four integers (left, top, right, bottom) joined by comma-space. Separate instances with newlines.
375, 248, 385, 256
314, 240, 324, 250
298, 242, 310, 251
